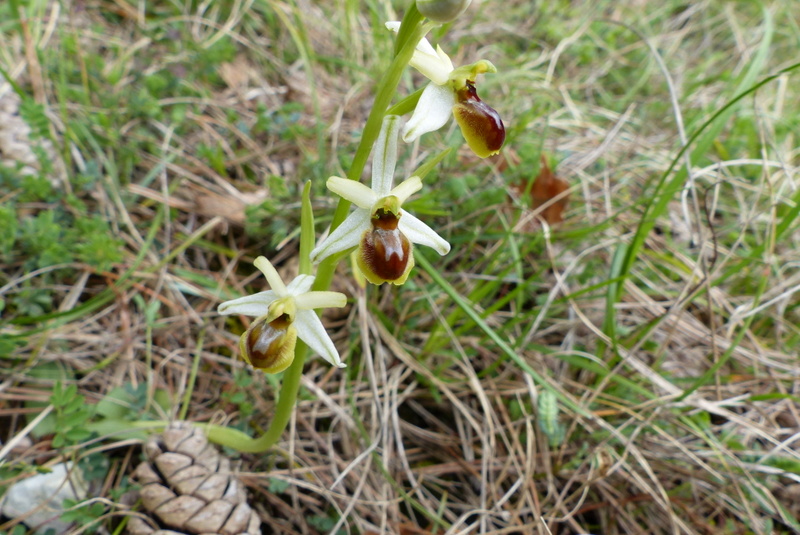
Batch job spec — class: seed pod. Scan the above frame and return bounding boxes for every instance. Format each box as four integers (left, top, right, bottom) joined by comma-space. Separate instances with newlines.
128, 422, 261, 535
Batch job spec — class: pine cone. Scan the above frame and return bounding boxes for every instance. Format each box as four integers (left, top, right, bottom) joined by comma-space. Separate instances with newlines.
128, 422, 261, 535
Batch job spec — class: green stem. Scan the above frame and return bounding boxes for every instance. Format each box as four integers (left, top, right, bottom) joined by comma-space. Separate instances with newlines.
203, 343, 309, 453
179, 329, 205, 421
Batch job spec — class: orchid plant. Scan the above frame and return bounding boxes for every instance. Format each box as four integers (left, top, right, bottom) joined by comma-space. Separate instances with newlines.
208, 0, 506, 453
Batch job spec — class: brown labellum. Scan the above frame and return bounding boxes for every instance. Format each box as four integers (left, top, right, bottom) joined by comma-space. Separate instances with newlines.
453, 81, 505, 158
240, 314, 297, 372
358, 209, 412, 284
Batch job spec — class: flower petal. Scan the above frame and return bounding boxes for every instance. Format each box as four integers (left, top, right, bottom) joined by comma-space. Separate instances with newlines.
385, 21, 438, 58
217, 290, 277, 317
253, 256, 287, 297
294, 291, 347, 310
295, 310, 344, 368
401, 83, 455, 143
285, 274, 315, 296
410, 43, 453, 85
327, 176, 376, 209
390, 175, 422, 205
398, 211, 451, 255
310, 209, 371, 263
371, 115, 401, 195
385, 21, 452, 85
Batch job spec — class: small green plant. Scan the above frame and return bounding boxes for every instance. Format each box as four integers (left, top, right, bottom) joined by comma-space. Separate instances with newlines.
537, 390, 565, 447
0, 158, 125, 318
221, 370, 255, 420
50, 382, 94, 448
308, 512, 347, 535
267, 477, 291, 494
60, 498, 106, 535
78, 452, 110, 483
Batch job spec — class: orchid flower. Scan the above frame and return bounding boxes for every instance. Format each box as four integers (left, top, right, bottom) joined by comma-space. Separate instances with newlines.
310, 115, 450, 285
387, 21, 505, 158
218, 256, 347, 373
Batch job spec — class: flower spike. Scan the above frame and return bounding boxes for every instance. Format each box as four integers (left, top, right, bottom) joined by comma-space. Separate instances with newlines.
218, 257, 347, 373
386, 22, 505, 158
310, 115, 450, 285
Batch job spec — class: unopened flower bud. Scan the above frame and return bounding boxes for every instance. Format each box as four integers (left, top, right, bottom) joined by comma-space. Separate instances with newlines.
239, 313, 297, 373
452, 81, 505, 158
357, 209, 414, 285
417, 0, 472, 23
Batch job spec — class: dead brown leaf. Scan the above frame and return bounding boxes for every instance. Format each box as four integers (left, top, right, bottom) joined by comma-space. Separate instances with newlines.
219, 55, 254, 91
527, 154, 569, 224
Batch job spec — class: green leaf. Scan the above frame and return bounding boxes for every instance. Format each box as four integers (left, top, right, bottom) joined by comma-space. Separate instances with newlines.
268, 477, 290, 494
300, 180, 314, 275
411, 147, 452, 182
65, 428, 92, 442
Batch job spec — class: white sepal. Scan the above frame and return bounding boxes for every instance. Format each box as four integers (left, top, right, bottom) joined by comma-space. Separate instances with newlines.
399, 211, 451, 255
217, 291, 277, 317
285, 274, 315, 296
310, 209, 371, 263
371, 114, 401, 195
326, 177, 376, 209
295, 310, 345, 368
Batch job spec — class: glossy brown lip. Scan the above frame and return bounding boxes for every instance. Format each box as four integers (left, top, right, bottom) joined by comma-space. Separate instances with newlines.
454, 81, 505, 157
360, 210, 411, 282
245, 316, 292, 369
